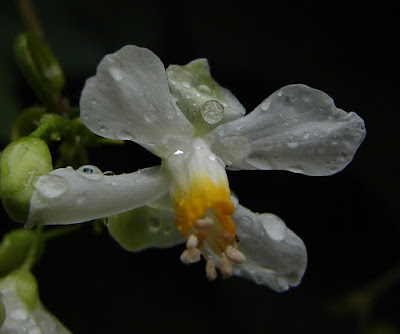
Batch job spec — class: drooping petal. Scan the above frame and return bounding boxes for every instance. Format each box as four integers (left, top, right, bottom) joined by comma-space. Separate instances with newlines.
80, 45, 195, 158
26, 166, 169, 228
232, 205, 307, 291
206, 84, 366, 176
107, 203, 185, 252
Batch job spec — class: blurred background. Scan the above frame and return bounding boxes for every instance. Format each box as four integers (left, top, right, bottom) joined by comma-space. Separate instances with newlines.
1, 1, 399, 333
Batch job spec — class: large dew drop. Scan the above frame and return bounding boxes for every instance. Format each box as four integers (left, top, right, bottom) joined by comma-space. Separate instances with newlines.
35, 175, 69, 200
201, 100, 224, 124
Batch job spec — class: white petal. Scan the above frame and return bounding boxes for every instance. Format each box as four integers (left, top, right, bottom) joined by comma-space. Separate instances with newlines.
206, 84, 366, 176
26, 166, 169, 227
0, 276, 71, 334
232, 205, 307, 291
80, 45, 195, 157
107, 204, 185, 252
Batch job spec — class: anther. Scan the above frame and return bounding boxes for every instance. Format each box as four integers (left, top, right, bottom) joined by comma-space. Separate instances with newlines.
225, 245, 246, 264
206, 259, 217, 281
186, 234, 198, 249
219, 257, 233, 279
180, 248, 201, 264
194, 217, 214, 230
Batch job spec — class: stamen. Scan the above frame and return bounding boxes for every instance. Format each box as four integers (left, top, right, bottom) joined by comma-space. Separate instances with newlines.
205, 259, 217, 281
225, 245, 246, 264
180, 248, 201, 264
194, 217, 214, 230
186, 234, 199, 249
219, 257, 233, 279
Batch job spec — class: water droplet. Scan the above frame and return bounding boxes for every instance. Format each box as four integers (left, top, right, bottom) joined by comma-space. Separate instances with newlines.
277, 91, 283, 97
111, 181, 117, 186
77, 165, 104, 181
195, 92, 201, 98
181, 81, 191, 88
201, 100, 224, 124
100, 125, 106, 133
109, 67, 123, 81
149, 216, 162, 231
174, 149, 184, 155
303, 132, 311, 140
260, 100, 271, 111
116, 129, 134, 141
287, 142, 298, 149
91, 99, 97, 105
197, 84, 211, 94
76, 194, 88, 206
208, 154, 216, 161
36, 175, 69, 200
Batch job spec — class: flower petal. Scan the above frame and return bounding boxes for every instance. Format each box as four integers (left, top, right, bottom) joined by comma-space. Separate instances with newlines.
26, 165, 168, 227
206, 84, 366, 176
80, 45, 195, 157
232, 205, 307, 291
0, 275, 71, 334
107, 203, 185, 252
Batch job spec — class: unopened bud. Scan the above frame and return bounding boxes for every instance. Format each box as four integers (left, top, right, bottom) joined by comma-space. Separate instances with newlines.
0, 136, 53, 223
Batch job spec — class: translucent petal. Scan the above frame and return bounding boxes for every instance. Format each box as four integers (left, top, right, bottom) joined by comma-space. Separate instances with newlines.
26, 166, 168, 227
232, 205, 307, 291
0, 275, 71, 334
108, 204, 185, 252
206, 84, 366, 176
80, 45, 195, 157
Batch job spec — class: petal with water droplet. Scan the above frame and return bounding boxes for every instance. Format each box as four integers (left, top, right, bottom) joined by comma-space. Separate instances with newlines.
206, 84, 366, 176
26, 166, 169, 227
80, 45, 195, 158
232, 205, 307, 291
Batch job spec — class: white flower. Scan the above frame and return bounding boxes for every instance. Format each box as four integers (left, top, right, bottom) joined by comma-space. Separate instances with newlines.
26, 45, 365, 291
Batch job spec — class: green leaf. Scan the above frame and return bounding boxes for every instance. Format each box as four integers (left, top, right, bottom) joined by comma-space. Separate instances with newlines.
14, 33, 65, 106
0, 136, 53, 223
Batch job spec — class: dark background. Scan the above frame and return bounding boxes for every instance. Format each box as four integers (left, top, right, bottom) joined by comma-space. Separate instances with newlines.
1, 1, 399, 333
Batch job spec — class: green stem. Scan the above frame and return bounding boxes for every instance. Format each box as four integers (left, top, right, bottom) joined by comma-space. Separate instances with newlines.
21, 225, 43, 271
17, 0, 45, 39
43, 225, 82, 241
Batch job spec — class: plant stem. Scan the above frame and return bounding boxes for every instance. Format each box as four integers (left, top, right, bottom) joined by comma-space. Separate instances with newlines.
17, 0, 45, 39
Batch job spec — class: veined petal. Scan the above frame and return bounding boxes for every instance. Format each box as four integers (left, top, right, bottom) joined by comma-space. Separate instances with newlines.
80, 45, 195, 157
206, 84, 366, 176
107, 203, 185, 252
26, 166, 168, 228
232, 205, 307, 291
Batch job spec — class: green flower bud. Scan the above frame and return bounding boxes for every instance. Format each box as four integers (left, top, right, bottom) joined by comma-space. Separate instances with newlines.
0, 229, 38, 278
14, 33, 65, 106
11, 107, 46, 141
10, 269, 39, 312
0, 137, 53, 223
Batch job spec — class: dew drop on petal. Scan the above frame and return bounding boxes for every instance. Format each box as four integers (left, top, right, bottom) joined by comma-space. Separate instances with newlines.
181, 81, 191, 88
36, 175, 69, 200
277, 91, 283, 97
260, 100, 271, 111
201, 100, 224, 124
109, 67, 123, 81
149, 216, 162, 231
197, 84, 211, 94
116, 129, 134, 141
287, 142, 298, 149
77, 165, 104, 181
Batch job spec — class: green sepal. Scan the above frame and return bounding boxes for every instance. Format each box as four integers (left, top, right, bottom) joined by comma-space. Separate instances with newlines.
0, 136, 53, 223
11, 107, 46, 141
10, 269, 39, 312
14, 33, 65, 106
0, 229, 41, 278
0, 293, 5, 328
107, 205, 185, 252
